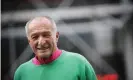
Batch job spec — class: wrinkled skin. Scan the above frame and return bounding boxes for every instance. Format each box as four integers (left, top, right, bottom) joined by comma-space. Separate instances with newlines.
27, 17, 59, 59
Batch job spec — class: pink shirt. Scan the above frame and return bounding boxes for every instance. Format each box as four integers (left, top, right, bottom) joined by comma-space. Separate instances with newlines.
32, 48, 62, 65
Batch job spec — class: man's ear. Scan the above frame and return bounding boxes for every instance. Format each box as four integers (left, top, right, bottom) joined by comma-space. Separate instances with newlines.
28, 38, 30, 43
56, 32, 59, 42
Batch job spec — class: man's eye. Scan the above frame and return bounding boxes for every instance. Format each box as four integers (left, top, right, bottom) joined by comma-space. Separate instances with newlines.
43, 34, 51, 37
32, 36, 38, 39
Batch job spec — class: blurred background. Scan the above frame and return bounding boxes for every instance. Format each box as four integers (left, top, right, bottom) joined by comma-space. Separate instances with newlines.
1, 0, 133, 80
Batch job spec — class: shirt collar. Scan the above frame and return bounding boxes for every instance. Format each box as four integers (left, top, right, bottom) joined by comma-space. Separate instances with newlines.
32, 48, 62, 65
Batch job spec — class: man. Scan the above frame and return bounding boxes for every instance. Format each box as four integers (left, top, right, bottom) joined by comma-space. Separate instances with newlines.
14, 16, 97, 80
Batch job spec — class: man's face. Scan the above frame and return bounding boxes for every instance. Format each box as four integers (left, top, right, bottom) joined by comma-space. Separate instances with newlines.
27, 18, 59, 59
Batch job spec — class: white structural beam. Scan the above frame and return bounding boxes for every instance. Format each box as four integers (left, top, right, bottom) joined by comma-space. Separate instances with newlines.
2, 4, 133, 23
124, 33, 133, 80
1, 19, 123, 38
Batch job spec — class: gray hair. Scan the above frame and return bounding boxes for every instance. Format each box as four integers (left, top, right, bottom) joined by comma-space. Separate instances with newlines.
25, 16, 57, 37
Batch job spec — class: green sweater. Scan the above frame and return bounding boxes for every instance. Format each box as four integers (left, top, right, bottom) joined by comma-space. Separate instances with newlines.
14, 50, 97, 80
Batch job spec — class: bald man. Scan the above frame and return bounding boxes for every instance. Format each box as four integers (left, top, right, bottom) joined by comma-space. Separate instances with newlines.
14, 16, 97, 80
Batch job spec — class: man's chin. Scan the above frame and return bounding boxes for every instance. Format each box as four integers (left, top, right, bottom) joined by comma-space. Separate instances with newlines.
37, 52, 52, 59
36, 48, 54, 59
41, 55, 51, 59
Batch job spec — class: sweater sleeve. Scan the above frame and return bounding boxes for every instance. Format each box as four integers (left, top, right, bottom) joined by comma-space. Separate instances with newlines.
79, 55, 97, 80
85, 59, 97, 80
14, 66, 22, 80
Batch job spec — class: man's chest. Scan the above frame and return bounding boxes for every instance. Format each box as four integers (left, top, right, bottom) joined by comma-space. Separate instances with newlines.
21, 64, 79, 80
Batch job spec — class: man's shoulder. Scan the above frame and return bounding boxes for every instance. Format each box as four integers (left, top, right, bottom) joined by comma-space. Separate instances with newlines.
15, 59, 32, 72
14, 59, 33, 78
62, 50, 87, 62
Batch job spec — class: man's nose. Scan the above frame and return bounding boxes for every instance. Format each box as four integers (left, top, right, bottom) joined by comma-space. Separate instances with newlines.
38, 36, 46, 45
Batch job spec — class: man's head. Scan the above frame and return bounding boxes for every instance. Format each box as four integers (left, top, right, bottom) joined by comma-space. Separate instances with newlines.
25, 16, 59, 59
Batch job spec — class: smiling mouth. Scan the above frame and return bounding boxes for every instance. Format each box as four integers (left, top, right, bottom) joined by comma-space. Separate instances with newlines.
37, 44, 51, 52
37, 47, 50, 51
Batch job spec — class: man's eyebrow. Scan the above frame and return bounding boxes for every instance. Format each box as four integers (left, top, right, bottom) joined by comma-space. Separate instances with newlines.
43, 31, 51, 33
30, 33, 38, 37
